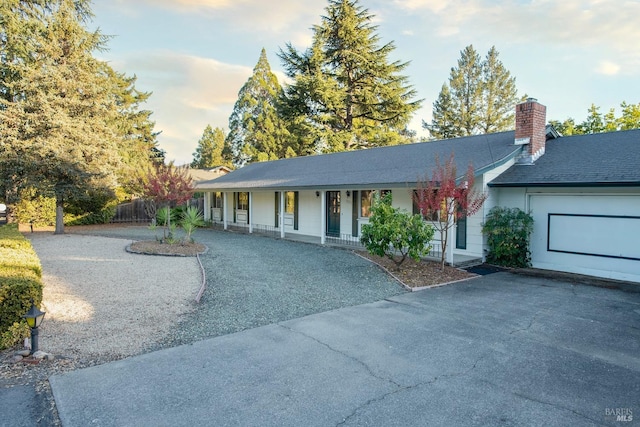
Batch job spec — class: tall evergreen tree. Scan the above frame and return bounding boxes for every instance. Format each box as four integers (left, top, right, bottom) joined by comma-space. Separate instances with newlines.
191, 125, 231, 168
1, 1, 56, 104
107, 67, 163, 196
426, 45, 521, 139
0, 0, 120, 233
481, 46, 520, 133
226, 48, 290, 167
279, 0, 421, 153
424, 84, 458, 139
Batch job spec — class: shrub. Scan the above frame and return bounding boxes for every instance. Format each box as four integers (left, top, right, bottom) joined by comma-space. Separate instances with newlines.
361, 193, 435, 269
0, 321, 30, 349
0, 224, 44, 348
13, 189, 56, 227
180, 206, 205, 243
65, 204, 116, 225
482, 207, 534, 268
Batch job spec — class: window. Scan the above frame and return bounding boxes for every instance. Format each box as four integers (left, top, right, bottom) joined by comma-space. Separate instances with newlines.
360, 189, 392, 217
285, 191, 296, 214
213, 192, 223, 208
360, 190, 373, 217
412, 190, 439, 221
237, 192, 248, 210
276, 191, 299, 230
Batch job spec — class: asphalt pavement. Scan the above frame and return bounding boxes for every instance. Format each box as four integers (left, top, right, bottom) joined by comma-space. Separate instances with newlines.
48, 271, 640, 427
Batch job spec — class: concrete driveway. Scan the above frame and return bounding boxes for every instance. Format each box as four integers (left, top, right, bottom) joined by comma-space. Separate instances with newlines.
50, 272, 639, 426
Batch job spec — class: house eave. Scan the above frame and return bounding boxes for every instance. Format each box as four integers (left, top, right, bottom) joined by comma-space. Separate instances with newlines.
488, 181, 640, 188
474, 147, 523, 178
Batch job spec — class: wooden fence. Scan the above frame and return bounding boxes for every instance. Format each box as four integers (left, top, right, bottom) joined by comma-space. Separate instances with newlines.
111, 198, 204, 223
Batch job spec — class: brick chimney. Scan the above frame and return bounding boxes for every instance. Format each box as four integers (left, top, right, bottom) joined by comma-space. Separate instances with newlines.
515, 98, 546, 164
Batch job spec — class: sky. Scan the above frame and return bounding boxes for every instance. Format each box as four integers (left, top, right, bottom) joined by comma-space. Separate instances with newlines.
90, 0, 640, 166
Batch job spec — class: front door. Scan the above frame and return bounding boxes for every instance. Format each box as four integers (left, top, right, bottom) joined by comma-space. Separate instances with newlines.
456, 213, 467, 249
326, 191, 340, 237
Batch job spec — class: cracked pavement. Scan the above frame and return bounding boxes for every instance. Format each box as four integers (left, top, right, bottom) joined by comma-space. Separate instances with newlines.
49, 271, 639, 426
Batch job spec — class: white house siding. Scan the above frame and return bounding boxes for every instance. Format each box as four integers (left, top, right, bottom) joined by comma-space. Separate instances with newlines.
295, 191, 322, 236
493, 187, 528, 210
251, 192, 276, 228
392, 189, 413, 211
496, 186, 640, 283
339, 191, 355, 237
482, 158, 518, 214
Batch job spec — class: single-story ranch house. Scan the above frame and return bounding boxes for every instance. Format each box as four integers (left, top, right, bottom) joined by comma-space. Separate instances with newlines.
196, 99, 640, 283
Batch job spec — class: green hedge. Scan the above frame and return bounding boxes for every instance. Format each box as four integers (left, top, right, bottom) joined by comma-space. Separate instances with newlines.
0, 224, 43, 348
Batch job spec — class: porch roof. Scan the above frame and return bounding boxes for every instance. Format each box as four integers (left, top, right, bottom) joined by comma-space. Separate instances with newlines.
197, 131, 521, 191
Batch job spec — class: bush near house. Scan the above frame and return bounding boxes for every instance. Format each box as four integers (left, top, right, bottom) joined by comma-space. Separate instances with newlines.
361, 193, 435, 269
482, 207, 534, 268
0, 224, 43, 349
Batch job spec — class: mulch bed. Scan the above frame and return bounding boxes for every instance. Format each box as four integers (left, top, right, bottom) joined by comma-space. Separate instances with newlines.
355, 251, 476, 289
128, 240, 206, 256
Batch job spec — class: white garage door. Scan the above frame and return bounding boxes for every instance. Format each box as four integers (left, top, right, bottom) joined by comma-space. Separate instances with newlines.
529, 194, 640, 282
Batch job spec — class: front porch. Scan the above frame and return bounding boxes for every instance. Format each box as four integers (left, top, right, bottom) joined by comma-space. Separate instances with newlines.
215, 222, 481, 267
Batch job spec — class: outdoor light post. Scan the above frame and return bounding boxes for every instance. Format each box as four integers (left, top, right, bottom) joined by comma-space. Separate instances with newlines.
22, 299, 45, 354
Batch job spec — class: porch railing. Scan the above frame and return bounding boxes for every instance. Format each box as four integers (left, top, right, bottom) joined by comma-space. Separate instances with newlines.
214, 221, 443, 260
325, 233, 364, 248
225, 222, 279, 238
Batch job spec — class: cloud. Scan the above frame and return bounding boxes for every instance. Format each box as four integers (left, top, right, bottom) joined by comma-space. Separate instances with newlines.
393, 0, 640, 63
117, 51, 254, 164
144, 0, 325, 35
393, 0, 448, 13
596, 60, 621, 76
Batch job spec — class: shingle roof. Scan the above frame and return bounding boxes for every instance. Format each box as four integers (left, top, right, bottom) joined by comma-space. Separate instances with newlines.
197, 131, 521, 191
489, 129, 640, 187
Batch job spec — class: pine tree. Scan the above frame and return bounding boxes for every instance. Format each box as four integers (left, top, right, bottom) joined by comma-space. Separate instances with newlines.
424, 84, 459, 139
191, 125, 230, 168
279, 0, 421, 153
0, 0, 121, 233
481, 46, 519, 133
226, 48, 289, 167
426, 45, 521, 139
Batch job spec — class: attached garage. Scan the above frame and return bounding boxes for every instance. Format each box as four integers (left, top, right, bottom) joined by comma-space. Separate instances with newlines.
527, 192, 640, 282
489, 128, 640, 283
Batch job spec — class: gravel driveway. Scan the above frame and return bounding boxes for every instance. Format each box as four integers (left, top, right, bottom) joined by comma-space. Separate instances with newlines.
67, 225, 406, 349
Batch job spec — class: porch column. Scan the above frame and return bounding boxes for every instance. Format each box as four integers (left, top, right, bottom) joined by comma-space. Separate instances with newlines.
280, 191, 285, 239
223, 192, 228, 230
320, 191, 326, 245
248, 192, 253, 233
203, 192, 211, 221
446, 198, 455, 266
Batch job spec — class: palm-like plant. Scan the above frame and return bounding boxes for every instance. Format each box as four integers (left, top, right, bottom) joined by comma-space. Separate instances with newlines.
180, 206, 205, 243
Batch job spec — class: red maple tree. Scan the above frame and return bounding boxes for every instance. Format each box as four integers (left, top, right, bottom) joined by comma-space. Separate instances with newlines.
142, 162, 194, 236
413, 154, 487, 269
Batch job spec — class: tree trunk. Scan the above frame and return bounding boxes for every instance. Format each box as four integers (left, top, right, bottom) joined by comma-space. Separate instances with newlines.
54, 198, 65, 234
